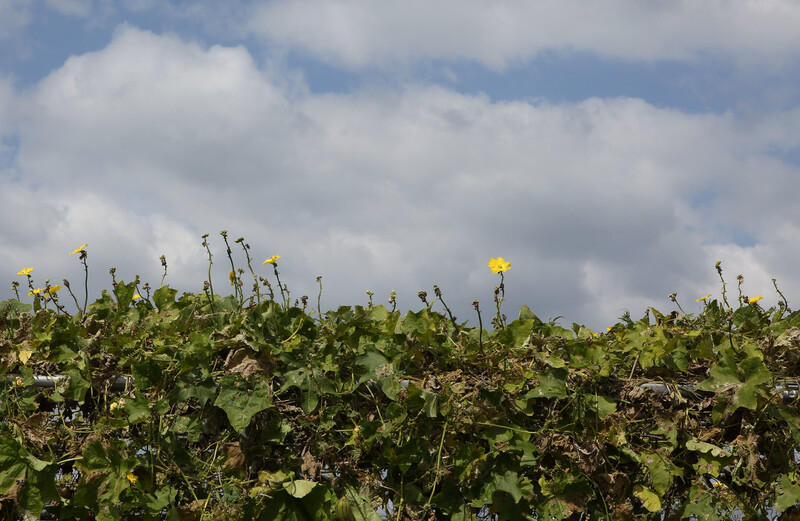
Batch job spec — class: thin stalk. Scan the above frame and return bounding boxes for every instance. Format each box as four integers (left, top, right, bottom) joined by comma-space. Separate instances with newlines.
434, 285, 458, 329
80, 251, 89, 315
473, 300, 483, 352
237, 239, 261, 304
273, 263, 287, 308
220, 230, 242, 305
316, 276, 323, 318
424, 419, 449, 509
201, 234, 215, 310
159, 255, 168, 287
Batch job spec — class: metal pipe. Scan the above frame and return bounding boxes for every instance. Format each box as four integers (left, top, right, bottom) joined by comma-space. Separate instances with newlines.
5, 375, 133, 392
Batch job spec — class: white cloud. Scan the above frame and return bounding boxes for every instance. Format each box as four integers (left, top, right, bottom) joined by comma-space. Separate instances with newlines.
0, 0, 31, 40
247, 0, 800, 70
4, 26, 800, 328
44, 0, 93, 17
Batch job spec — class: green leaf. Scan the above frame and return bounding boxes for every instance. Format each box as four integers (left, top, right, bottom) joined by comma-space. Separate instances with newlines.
172, 414, 204, 442
343, 485, 383, 521
214, 374, 273, 433
144, 486, 179, 514
491, 471, 526, 503
529, 368, 568, 399
519, 305, 543, 324
593, 395, 617, 419
640, 451, 680, 496
734, 381, 760, 411
113, 280, 137, 309
406, 384, 439, 418
153, 285, 178, 309
0, 436, 29, 492
132, 359, 162, 389
167, 370, 217, 407
740, 356, 771, 385
496, 319, 534, 348
0, 299, 32, 316
473, 471, 532, 507
63, 367, 91, 403
775, 474, 800, 513
733, 305, 764, 331
75, 439, 136, 506
685, 438, 728, 458
124, 392, 151, 424
300, 390, 319, 413
633, 484, 662, 512
282, 479, 317, 498
354, 346, 391, 383
696, 354, 740, 392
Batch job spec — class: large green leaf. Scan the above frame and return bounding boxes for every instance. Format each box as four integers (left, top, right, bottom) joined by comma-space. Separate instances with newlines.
774, 474, 800, 513
528, 367, 568, 399
153, 285, 178, 309
113, 280, 137, 310
215, 374, 273, 432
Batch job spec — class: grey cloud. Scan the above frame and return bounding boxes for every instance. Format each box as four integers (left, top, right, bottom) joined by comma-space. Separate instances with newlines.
246, 0, 800, 70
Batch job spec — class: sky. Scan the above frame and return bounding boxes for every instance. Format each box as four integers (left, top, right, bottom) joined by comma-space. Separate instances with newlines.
2, 0, 800, 330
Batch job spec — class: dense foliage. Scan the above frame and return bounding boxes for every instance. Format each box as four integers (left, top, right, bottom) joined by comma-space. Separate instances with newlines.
3, 246, 800, 520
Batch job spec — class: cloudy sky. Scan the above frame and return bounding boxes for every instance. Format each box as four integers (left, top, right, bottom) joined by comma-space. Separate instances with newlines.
2, 0, 800, 330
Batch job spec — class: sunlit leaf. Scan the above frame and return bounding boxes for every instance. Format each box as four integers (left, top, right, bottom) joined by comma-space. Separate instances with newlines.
282, 479, 317, 498
634, 484, 662, 512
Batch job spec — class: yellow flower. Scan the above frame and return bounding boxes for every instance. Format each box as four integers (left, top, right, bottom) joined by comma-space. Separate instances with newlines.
696, 294, 712, 302
27, 288, 44, 296
44, 285, 61, 296
229, 270, 237, 285
69, 243, 88, 255
263, 255, 281, 265
14, 377, 24, 387
17, 267, 33, 276
132, 293, 141, 300
749, 295, 763, 304
126, 472, 138, 485
109, 402, 119, 412
488, 257, 511, 274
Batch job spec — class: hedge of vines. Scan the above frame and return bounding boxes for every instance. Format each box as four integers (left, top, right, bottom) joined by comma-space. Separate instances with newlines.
3, 270, 800, 520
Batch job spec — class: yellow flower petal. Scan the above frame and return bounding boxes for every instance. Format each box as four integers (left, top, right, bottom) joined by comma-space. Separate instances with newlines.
229, 270, 237, 285
132, 293, 141, 300
263, 255, 281, 265
17, 267, 33, 276
126, 472, 138, 484
69, 243, 88, 255
696, 294, 712, 302
749, 295, 763, 304
488, 257, 511, 274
